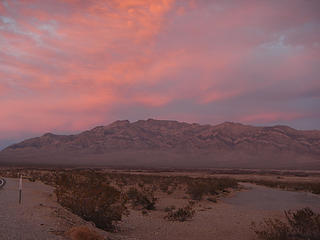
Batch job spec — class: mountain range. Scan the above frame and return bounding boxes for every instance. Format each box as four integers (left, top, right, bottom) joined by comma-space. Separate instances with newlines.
0, 119, 319, 169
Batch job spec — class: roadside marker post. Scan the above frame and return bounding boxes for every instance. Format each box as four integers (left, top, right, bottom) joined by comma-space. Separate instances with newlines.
19, 174, 22, 204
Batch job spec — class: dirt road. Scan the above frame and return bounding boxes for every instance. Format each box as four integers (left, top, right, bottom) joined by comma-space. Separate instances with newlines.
0, 178, 68, 240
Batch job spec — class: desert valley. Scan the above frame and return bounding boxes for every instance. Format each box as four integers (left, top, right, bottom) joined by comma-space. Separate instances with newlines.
1, 0, 319, 239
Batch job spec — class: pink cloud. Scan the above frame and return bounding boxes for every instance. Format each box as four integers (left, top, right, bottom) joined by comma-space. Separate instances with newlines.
0, 0, 319, 147
133, 95, 172, 107
200, 89, 243, 104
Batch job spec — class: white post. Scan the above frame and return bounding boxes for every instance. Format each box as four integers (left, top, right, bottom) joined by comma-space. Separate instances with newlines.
19, 174, 22, 204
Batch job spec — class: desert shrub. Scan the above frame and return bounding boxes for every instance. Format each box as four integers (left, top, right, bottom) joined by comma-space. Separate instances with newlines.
28, 177, 36, 182
67, 225, 104, 240
164, 205, 176, 212
127, 187, 157, 210
187, 182, 209, 200
246, 179, 320, 195
164, 203, 195, 222
166, 189, 173, 195
207, 197, 217, 203
160, 182, 169, 192
141, 209, 148, 215
55, 173, 127, 232
285, 208, 320, 238
252, 218, 290, 240
159, 179, 177, 194
252, 207, 320, 240
186, 177, 237, 200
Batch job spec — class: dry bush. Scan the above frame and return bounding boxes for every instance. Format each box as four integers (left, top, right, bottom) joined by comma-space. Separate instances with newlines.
160, 182, 169, 192
164, 202, 195, 222
127, 187, 157, 210
164, 205, 176, 212
67, 225, 104, 240
187, 177, 237, 200
55, 172, 127, 231
207, 197, 217, 203
252, 207, 320, 240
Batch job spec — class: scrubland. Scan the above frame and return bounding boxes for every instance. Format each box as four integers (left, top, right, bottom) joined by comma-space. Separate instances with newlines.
0, 167, 319, 240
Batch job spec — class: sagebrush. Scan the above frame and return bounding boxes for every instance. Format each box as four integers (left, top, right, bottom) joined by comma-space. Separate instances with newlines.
252, 207, 320, 240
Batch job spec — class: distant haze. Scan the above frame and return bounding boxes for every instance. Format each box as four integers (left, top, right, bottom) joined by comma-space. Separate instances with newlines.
0, 0, 319, 150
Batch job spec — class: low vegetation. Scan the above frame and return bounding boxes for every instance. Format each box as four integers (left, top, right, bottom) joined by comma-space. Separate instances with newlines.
55, 172, 127, 231
164, 202, 196, 222
252, 207, 320, 240
186, 177, 236, 200
2, 167, 320, 239
126, 187, 157, 210
246, 179, 320, 194
0, 168, 239, 231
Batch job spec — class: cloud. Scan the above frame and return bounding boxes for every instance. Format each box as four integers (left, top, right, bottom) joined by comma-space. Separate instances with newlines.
0, 0, 319, 147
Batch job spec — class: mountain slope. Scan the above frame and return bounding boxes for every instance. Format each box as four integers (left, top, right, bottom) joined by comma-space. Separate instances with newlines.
1, 119, 320, 169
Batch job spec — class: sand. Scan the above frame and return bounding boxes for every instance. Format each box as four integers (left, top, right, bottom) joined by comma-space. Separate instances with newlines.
1, 175, 319, 240
0, 178, 108, 240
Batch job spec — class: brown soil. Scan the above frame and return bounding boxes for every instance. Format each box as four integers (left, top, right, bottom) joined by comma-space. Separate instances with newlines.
2, 171, 319, 240
0, 178, 108, 240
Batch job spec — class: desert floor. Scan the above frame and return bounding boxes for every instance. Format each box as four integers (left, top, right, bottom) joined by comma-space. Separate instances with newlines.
0, 178, 107, 240
1, 173, 320, 240
110, 182, 320, 240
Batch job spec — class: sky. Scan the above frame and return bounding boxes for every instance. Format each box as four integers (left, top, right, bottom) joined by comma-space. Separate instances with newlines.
0, 0, 320, 149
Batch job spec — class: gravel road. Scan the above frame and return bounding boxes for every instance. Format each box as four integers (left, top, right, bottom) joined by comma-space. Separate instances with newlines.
0, 178, 70, 240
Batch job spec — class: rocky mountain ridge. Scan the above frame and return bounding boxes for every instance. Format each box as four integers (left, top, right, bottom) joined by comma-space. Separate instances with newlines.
1, 119, 319, 169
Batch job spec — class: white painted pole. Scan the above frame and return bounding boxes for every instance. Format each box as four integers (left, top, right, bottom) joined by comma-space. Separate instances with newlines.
19, 174, 22, 204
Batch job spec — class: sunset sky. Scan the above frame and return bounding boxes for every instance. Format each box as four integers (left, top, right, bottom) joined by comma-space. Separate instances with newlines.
0, 0, 319, 149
